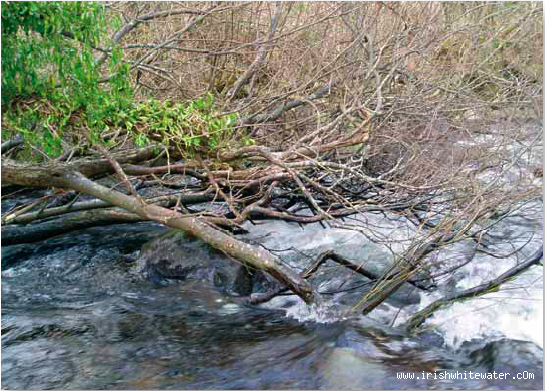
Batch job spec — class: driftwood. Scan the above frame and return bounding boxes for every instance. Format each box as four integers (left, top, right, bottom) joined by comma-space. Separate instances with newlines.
2, 124, 540, 314
2, 128, 539, 312
1, 134, 23, 154
2, 208, 143, 246
2, 191, 218, 227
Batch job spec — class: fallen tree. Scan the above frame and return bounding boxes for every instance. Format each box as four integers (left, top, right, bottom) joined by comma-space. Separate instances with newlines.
2, 158, 318, 304
2, 2, 542, 325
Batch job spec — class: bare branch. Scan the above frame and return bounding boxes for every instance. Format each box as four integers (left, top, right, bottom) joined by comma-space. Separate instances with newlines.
405, 245, 543, 332
226, 2, 283, 102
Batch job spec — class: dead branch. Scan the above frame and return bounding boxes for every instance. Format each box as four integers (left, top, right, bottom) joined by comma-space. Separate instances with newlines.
226, 2, 283, 102
96, 5, 232, 66
97, 145, 141, 202
1, 134, 23, 154
405, 245, 543, 332
2, 208, 144, 246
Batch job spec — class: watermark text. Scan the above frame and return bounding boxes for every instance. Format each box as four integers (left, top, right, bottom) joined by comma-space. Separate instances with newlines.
397, 371, 535, 381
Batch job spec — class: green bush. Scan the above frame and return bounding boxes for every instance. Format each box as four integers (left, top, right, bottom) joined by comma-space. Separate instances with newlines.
1, 2, 252, 159
108, 94, 249, 156
1, 1, 131, 156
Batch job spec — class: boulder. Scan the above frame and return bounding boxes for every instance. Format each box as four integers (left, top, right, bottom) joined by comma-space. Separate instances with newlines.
462, 338, 543, 379
135, 229, 273, 297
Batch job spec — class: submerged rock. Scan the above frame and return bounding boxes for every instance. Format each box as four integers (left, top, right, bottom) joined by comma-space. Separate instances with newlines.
459, 338, 543, 389
464, 338, 543, 370
321, 347, 389, 390
242, 218, 421, 308
135, 229, 273, 296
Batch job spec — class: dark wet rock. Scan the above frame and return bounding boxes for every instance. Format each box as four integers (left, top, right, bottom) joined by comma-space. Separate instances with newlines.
334, 283, 421, 308
466, 338, 543, 371
135, 229, 273, 296
417, 329, 446, 348
459, 338, 543, 389
1, 222, 166, 270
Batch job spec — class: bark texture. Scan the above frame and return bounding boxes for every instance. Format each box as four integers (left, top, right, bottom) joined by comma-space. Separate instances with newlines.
2, 160, 318, 304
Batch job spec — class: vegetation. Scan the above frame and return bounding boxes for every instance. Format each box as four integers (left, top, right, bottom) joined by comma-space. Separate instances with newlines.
2, 2, 132, 156
2, 2, 543, 326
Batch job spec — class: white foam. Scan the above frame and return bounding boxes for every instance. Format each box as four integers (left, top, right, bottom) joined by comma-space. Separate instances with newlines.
418, 263, 543, 349
283, 299, 348, 323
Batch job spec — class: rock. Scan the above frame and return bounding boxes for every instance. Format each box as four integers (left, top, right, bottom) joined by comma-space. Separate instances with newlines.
242, 219, 392, 275
459, 338, 543, 389
2, 222, 166, 270
241, 217, 420, 307
320, 347, 389, 390
418, 329, 446, 348
466, 338, 543, 370
135, 229, 272, 296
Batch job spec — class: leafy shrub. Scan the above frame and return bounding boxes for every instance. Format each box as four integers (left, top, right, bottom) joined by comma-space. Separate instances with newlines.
1, 1, 131, 156
108, 93, 251, 156
1, 2, 252, 159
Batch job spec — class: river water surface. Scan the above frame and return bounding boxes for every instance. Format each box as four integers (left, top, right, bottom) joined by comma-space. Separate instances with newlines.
2, 218, 543, 389
2, 121, 543, 389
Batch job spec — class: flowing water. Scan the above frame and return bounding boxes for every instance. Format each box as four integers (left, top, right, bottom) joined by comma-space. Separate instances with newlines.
1, 219, 542, 390
2, 121, 543, 389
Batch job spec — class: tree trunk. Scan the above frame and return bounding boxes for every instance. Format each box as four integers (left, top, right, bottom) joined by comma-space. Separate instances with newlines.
2, 160, 318, 305
2, 208, 143, 246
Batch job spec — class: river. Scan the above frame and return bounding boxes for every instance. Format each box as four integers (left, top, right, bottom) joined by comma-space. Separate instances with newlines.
1, 216, 542, 389
2, 122, 542, 389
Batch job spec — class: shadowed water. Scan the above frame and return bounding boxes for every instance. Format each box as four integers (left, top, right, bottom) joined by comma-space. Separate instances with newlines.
2, 222, 542, 390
